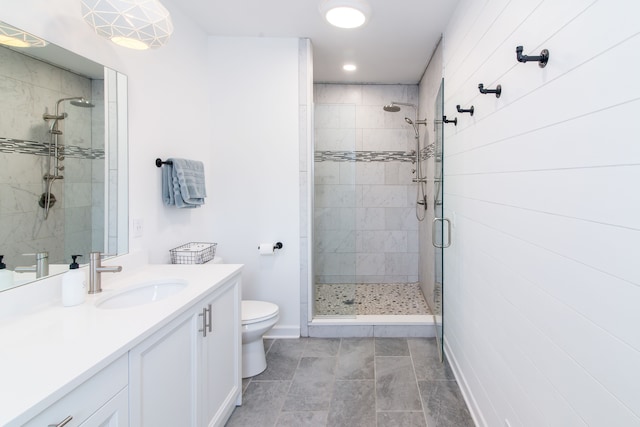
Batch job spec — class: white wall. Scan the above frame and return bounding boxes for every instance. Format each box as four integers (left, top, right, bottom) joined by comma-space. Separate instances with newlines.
442, 0, 640, 425
208, 37, 301, 337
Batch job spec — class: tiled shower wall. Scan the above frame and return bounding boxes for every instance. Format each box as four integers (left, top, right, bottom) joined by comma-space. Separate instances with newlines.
314, 84, 420, 284
0, 46, 103, 269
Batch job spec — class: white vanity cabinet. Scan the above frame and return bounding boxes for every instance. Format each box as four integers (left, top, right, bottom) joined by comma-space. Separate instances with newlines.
1, 264, 244, 427
128, 274, 241, 427
20, 355, 128, 427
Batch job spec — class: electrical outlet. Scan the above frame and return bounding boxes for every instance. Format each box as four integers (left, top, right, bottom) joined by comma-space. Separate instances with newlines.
133, 218, 144, 238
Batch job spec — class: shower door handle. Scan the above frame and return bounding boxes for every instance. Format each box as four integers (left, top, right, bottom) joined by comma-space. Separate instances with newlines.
432, 218, 452, 248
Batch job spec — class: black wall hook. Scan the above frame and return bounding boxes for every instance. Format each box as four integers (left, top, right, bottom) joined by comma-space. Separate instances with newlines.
456, 105, 474, 116
516, 45, 549, 68
478, 83, 502, 98
442, 115, 457, 126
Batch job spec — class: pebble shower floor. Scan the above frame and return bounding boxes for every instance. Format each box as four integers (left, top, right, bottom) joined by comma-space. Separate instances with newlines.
314, 283, 431, 316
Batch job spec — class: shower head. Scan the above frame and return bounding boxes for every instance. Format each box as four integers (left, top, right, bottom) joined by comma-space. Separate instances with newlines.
45, 96, 95, 123
54, 97, 94, 113
385, 102, 425, 139
405, 117, 427, 126
70, 98, 94, 108
405, 117, 419, 138
383, 101, 418, 113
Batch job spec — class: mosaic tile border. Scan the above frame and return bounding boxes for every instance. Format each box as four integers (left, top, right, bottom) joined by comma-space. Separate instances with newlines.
315, 150, 414, 162
422, 142, 436, 160
0, 137, 105, 160
315, 144, 436, 163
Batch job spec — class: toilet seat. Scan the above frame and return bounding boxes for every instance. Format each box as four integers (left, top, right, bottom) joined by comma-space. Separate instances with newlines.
242, 300, 279, 325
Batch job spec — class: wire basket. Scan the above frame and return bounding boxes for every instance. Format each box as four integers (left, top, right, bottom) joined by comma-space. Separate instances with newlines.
170, 242, 217, 264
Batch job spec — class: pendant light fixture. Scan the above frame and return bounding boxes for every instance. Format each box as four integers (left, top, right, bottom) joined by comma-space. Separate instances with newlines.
0, 22, 47, 47
81, 0, 173, 50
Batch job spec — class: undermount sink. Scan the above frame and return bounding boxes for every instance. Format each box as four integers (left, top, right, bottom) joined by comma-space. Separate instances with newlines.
96, 279, 188, 309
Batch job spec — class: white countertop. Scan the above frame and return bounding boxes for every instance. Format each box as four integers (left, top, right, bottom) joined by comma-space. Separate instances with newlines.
0, 263, 243, 426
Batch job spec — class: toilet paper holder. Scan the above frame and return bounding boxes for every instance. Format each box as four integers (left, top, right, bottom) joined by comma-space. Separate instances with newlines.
258, 242, 283, 251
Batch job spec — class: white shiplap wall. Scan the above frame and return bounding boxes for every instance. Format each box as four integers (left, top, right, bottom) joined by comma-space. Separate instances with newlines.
441, 0, 640, 425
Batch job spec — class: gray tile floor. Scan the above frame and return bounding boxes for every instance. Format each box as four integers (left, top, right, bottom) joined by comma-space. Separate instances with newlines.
226, 337, 474, 427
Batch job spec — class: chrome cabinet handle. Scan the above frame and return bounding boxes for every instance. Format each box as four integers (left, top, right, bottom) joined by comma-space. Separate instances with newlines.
199, 307, 208, 337
49, 415, 73, 427
432, 218, 452, 248
199, 304, 213, 337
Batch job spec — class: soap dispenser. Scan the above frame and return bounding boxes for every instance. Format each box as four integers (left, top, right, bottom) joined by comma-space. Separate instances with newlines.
62, 255, 86, 307
0, 255, 14, 291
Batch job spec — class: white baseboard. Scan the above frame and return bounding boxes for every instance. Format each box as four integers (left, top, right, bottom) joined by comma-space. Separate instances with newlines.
264, 325, 300, 339
444, 336, 486, 427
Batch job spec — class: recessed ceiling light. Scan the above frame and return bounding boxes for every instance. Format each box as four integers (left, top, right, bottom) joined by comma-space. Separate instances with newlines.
343, 64, 357, 71
319, 0, 371, 29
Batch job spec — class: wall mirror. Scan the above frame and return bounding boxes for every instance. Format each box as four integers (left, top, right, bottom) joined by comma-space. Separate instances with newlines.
0, 20, 128, 292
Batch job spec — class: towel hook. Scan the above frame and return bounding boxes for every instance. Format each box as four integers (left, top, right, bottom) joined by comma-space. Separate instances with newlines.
442, 115, 457, 126
456, 105, 474, 116
516, 45, 549, 68
478, 83, 502, 98
156, 158, 173, 167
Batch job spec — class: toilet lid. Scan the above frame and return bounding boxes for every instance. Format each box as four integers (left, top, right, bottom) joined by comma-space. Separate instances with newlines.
242, 300, 279, 324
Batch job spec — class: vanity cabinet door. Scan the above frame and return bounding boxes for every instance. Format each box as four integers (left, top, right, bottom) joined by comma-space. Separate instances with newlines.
129, 308, 200, 427
199, 276, 242, 427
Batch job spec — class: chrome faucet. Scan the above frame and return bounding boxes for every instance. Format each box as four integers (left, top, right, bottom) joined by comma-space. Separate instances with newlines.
15, 252, 49, 278
89, 252, 122, 294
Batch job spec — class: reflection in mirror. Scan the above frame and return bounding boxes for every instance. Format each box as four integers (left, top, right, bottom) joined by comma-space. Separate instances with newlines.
0, 21, 128, 292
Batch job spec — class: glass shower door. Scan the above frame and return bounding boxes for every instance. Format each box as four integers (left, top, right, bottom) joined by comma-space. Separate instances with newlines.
432, 79, 447, 360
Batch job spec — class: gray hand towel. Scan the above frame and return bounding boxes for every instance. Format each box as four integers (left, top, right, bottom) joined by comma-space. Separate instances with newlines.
169, 158, 206, 208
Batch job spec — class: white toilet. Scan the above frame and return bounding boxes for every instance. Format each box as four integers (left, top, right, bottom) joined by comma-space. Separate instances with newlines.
241, 300, 279, 378
209, 256, 279, 378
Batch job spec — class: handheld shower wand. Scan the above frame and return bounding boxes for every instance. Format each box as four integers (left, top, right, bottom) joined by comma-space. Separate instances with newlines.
383, 102, 429, 220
